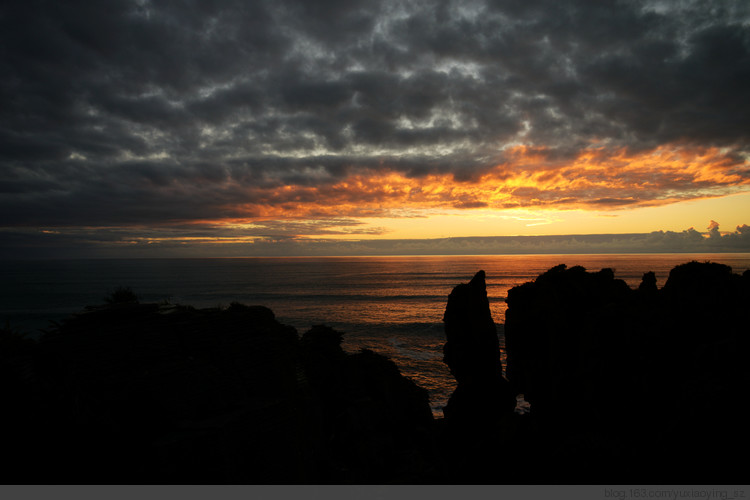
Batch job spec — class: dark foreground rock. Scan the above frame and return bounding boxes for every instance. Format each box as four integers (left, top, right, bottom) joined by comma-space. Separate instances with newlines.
437, 270, 519, 482
505, 261, 750, 483
442, 270, 516, 423
3, 260, 749, 484
1, 302, 436, 484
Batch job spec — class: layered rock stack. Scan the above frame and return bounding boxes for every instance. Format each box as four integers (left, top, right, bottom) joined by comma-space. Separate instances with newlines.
504, 264, 634, 425
503, 261, 750, 483
442, 270, 516, 424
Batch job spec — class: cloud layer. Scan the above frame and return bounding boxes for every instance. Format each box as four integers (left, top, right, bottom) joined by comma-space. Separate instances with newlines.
2, 0, 750, 248
2, 221, 749, 259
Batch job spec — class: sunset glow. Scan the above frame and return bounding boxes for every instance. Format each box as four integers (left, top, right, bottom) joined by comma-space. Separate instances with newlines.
2, 0, 749, 257
222, 144, 750, 218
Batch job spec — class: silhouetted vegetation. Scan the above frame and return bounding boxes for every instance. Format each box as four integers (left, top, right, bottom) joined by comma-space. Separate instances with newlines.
103, 286, 139, 304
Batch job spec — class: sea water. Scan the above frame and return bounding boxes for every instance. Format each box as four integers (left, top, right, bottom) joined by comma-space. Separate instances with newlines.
3, 253, 750, 416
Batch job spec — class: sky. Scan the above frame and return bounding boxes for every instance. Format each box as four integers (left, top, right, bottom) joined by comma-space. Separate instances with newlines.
2, 0, 750, 257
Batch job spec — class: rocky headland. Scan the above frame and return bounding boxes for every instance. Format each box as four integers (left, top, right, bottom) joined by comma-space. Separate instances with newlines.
1, 300, 436, 483
504, 261, 750, 483
1, 261, 749, 484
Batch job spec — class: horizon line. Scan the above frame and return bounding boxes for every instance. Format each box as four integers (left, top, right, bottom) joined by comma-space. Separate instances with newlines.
5, 250, 750, 261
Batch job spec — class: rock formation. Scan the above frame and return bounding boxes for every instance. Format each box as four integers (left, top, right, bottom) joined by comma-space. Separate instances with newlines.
3, 260, 749, 484
442, 270, 516, 423
298, 324, 436, 483
2, 301, 437, 484
637, 270, 658, 295
504, 261, 750, 483
504, 264, 633, 424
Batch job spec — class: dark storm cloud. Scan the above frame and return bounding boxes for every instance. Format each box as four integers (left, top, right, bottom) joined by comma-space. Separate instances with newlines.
1, 0, 749, 231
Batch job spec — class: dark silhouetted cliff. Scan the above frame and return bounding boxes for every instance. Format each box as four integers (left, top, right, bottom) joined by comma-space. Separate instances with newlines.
504, 261, 750, 483
1, 302, 437, 484
3, 260, 749, 484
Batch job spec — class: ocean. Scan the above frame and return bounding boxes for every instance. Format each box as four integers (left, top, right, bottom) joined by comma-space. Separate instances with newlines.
3, 253, 750, 416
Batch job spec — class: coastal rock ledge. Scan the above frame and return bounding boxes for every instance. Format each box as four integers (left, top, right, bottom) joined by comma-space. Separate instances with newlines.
503, 261, 750, 483
2, 260, 749, 484
1, 302, 437, 483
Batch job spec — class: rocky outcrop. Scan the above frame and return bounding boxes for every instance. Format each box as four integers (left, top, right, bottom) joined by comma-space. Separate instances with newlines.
298, 325, 436, 483
442, 270, 516, 423
3, 260, 749, 484
504, 261, 750, 483
2, 302, 437, 484
505, 264, 633, 424
637, 270, 658, 295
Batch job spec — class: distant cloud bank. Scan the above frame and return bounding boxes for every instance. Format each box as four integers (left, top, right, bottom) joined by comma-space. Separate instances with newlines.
2, 224, 749, 259
234, 224, 750, 257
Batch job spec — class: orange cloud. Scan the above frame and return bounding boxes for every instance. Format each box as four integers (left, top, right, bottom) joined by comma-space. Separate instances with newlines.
212, 144, 749, 224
